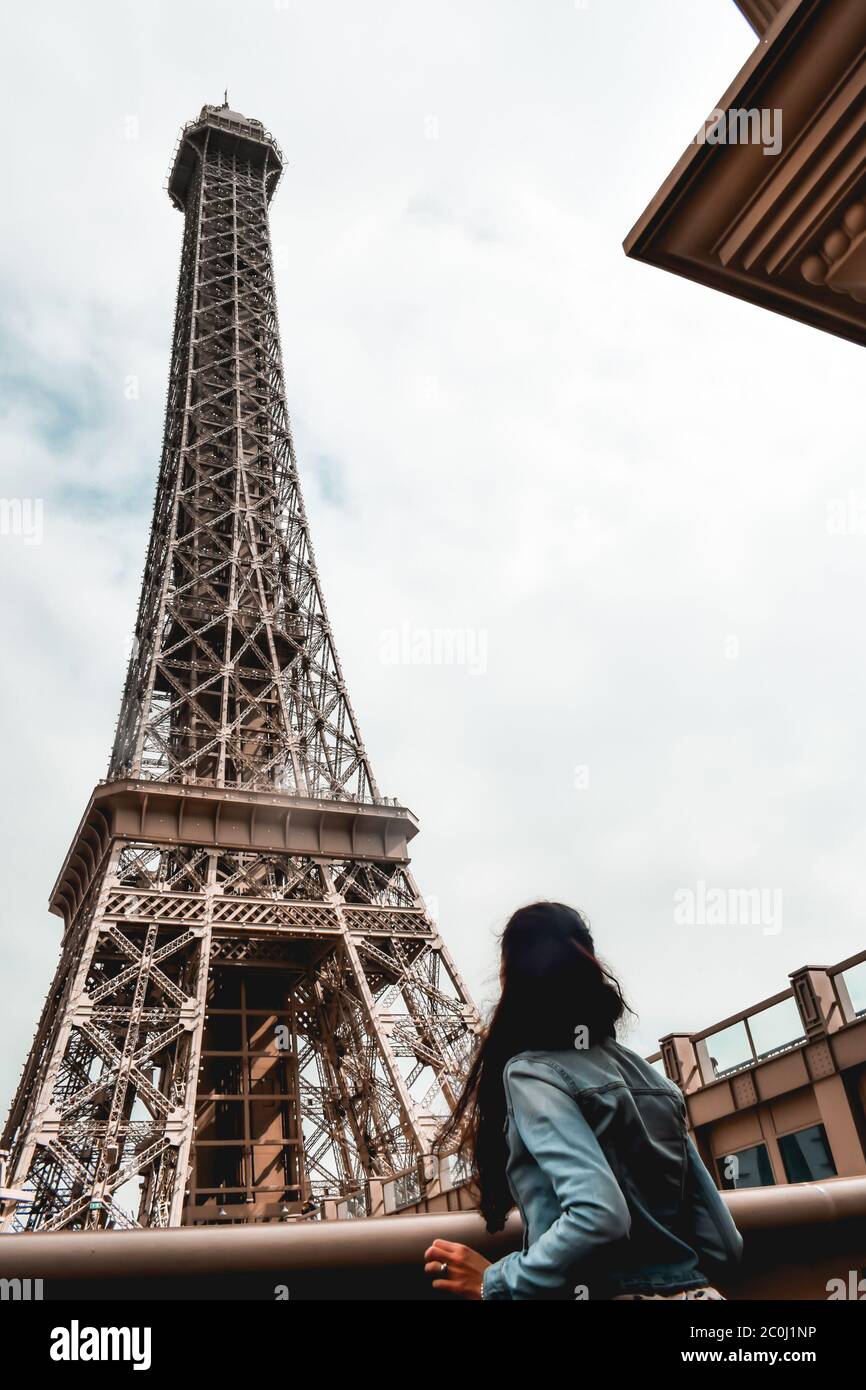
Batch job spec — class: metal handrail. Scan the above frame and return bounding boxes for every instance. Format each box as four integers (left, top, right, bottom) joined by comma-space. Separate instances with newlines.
652, 947, 866, 1068
3, 1176, 866, 1294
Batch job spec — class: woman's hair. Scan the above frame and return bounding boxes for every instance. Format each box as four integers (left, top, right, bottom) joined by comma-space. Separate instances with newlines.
436, 901, 632, 1232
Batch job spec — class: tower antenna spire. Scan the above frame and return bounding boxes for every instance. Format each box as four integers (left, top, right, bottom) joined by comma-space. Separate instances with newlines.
223, 87, 229, 107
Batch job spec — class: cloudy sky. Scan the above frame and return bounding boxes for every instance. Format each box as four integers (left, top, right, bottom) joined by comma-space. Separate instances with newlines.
2, 0, 866, 1109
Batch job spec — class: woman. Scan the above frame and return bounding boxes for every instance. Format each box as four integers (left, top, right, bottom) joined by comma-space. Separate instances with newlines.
424, 902, 743, 1300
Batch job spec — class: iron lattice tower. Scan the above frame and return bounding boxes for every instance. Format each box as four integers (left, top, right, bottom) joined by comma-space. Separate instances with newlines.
1, 104, 479, 1232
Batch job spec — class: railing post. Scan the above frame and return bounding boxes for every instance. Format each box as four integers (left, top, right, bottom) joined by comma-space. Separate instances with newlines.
367, 1179, 386, 1217
660, 1034, 713, 1092
790, 966, 856, 1037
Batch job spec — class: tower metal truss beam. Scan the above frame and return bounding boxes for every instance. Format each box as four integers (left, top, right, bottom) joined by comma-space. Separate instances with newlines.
2, 103, 479, 1231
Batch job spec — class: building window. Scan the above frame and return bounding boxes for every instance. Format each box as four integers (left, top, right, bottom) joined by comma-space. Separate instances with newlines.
777, 1124, 837, 1183
717, 1143, 775, 1190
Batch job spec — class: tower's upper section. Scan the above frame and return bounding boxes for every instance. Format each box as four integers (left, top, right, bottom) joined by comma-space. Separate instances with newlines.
167, 101, 284, 211
110, 101, 379, 803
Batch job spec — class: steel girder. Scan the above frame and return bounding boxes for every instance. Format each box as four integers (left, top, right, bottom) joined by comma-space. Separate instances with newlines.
1, 106, 479, 1231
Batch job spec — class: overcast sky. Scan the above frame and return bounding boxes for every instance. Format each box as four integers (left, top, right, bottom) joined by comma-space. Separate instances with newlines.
2, 0, 866, 1110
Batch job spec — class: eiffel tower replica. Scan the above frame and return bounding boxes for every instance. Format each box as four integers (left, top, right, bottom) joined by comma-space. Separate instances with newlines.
1, 101, 479, 1232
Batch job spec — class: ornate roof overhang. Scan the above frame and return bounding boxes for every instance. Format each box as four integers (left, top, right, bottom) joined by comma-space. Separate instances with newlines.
624, 0, 866, 347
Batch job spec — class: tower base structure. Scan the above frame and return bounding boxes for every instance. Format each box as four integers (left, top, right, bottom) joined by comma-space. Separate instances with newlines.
2, 781, 477, 1231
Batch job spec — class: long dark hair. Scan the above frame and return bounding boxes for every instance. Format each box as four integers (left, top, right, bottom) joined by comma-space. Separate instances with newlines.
437, 901, 632, 1232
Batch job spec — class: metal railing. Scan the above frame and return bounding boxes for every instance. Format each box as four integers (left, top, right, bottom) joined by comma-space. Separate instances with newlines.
649, 946, 866, 1083
2, 1176, 865, 1300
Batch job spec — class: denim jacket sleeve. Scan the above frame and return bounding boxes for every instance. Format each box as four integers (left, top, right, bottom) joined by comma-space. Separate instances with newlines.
682, 1136, 743, 1273
482, 1058, 631, 1300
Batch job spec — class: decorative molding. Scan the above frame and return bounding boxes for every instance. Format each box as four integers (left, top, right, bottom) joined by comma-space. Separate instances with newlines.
733, 0, 792, 38
624, 0, 866, 346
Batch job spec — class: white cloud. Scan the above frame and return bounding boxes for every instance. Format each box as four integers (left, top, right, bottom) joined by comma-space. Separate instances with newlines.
2, 0, 865, 1112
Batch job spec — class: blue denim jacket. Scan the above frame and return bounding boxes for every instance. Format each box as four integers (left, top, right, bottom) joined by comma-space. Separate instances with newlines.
482, 1040, 743, 1300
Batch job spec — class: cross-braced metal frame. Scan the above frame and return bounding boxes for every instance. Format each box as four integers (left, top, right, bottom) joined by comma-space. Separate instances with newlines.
1, 104, 479, 1231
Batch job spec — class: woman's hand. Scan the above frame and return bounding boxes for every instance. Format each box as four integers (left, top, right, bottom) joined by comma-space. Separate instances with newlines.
424, 1238, 491, 1299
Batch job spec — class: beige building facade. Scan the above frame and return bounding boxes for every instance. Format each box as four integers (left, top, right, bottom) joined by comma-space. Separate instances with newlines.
651, 950, 866, 1191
